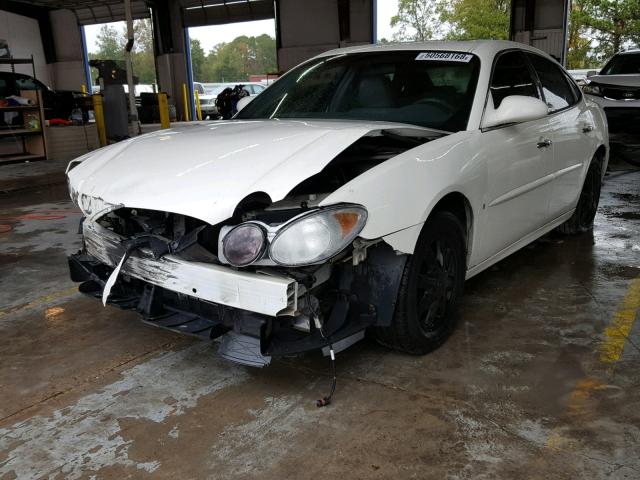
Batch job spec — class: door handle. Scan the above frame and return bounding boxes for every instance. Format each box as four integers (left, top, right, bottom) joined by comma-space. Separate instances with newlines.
536, 139, 552, 148
582, 124, 594, 133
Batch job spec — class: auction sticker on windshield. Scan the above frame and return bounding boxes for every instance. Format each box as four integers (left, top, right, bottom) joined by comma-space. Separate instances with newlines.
415, 52, 473, 62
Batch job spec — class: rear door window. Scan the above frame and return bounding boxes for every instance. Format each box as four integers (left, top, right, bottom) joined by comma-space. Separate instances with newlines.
527, 53, 577, 112
490, 51, 540, 108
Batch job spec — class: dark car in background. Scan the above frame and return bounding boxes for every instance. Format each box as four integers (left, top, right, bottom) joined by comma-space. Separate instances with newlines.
0, 71, 91, 122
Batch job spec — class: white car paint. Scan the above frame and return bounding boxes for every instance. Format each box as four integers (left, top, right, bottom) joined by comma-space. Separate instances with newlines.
67, 120, 432, 226
588, 74, 640, 89
68, 40, 608, 311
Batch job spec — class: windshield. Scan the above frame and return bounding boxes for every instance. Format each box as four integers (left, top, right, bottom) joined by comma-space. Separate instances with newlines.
236, 51, 480, 131
601, 53, 640, 75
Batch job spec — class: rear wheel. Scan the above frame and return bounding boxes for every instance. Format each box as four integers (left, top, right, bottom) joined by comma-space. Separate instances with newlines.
556, 156, 602, 234
374, 211, 466, 354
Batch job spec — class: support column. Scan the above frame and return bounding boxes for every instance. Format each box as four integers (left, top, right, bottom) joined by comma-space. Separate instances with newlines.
47, 9, 87, 91
276, 0, 373, 71
124, 0, 138, 121
152, 0, 190, 121
510, 0, 570, 65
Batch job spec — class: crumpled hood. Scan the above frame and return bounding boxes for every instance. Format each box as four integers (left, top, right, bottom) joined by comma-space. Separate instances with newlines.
68, 119, 429, 224
589, 74, 640, 88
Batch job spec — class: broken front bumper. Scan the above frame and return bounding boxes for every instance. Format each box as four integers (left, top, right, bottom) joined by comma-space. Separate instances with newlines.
82, 221, 298, 317
69, 220, 407, 366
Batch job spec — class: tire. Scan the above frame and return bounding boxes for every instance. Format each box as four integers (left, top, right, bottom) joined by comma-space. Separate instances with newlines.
374, 211, 466, 354
556, 156, 602, 235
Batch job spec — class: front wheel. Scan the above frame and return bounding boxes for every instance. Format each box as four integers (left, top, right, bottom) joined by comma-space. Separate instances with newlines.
556, 156, 602, 235
374, 211, 466, 355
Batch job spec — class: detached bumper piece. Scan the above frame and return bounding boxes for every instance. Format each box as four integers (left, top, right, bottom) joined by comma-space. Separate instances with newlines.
70, 254, 230, 338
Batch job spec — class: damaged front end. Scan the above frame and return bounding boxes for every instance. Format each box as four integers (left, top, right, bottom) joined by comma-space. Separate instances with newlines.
67, 126, 440, 366
69, 202, 407, 367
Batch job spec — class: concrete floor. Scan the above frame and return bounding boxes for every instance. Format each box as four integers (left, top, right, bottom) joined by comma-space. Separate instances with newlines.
0, 167, 639, 480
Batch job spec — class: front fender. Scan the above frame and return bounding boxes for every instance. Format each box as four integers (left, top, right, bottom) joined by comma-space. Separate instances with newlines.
320, 130, 484, 254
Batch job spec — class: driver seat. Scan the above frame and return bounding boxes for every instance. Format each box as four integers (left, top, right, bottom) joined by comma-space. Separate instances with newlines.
356, 75, 395, 108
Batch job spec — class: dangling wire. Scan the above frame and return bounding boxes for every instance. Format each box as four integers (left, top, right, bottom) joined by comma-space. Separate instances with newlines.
306, 290, 337, 407
316, 327, 337, 408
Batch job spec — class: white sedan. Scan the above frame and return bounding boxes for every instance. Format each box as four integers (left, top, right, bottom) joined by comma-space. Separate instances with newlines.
66, 41, 608, 367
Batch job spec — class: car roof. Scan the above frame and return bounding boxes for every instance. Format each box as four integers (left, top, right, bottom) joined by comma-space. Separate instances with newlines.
317, 40, 556, 61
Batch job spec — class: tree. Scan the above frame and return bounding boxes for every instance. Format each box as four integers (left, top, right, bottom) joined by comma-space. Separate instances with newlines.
567, 0, 598, 68
389, 0, 509, 42
390, 0, 444, 41
89, 26, 277, 85
564, 0, 639, 68
441, 0, 510, 40
198, 35, 277, 82
254, 34, 277, 74
579, 0, 640, 60
190, 38, 206, 81
88, 19, 156, 85
93, 24, 124, 61
131, 19, 156, 84
210, 41, 245, 81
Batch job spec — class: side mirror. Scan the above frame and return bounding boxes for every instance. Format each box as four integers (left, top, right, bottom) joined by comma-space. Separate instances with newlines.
482, 95, 549, 129
236, 96, 254, 113
586, 70, 597, 78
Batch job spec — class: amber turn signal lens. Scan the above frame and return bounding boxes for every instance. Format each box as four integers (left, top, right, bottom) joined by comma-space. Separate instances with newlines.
333, 212, 360, 236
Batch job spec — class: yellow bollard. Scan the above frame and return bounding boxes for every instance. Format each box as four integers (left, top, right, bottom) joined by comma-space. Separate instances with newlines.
81, 84, 87, 95
92, 94, 107, 147
158, 92, 170, 129
194, 90, 203, 121
182, 83, 190, 121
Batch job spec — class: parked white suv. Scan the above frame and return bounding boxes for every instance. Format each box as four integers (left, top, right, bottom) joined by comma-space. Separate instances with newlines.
584, 50, 640, 165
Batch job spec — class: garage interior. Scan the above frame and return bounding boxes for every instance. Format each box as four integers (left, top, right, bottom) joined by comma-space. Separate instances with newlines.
1, 0, 639, 478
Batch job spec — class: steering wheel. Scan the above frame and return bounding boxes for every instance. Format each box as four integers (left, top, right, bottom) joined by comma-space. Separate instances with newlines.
416, 97, 453, 114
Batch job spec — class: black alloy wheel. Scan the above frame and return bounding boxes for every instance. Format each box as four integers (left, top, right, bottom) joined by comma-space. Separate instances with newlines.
374, 211, 466, 354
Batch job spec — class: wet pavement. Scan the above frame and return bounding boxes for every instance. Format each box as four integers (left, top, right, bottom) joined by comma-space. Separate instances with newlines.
0, 168, 639, 479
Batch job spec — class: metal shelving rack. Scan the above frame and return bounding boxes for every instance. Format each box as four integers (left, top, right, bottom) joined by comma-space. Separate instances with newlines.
0, 56, 47, 164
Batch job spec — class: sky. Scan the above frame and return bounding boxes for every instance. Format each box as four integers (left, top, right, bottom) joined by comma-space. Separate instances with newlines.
84, 0, 400, 54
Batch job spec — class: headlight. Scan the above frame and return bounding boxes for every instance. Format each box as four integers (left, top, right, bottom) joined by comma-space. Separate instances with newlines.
583, 83, 602, 96
269, 205, 367, 266
222, 223, 267, 266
